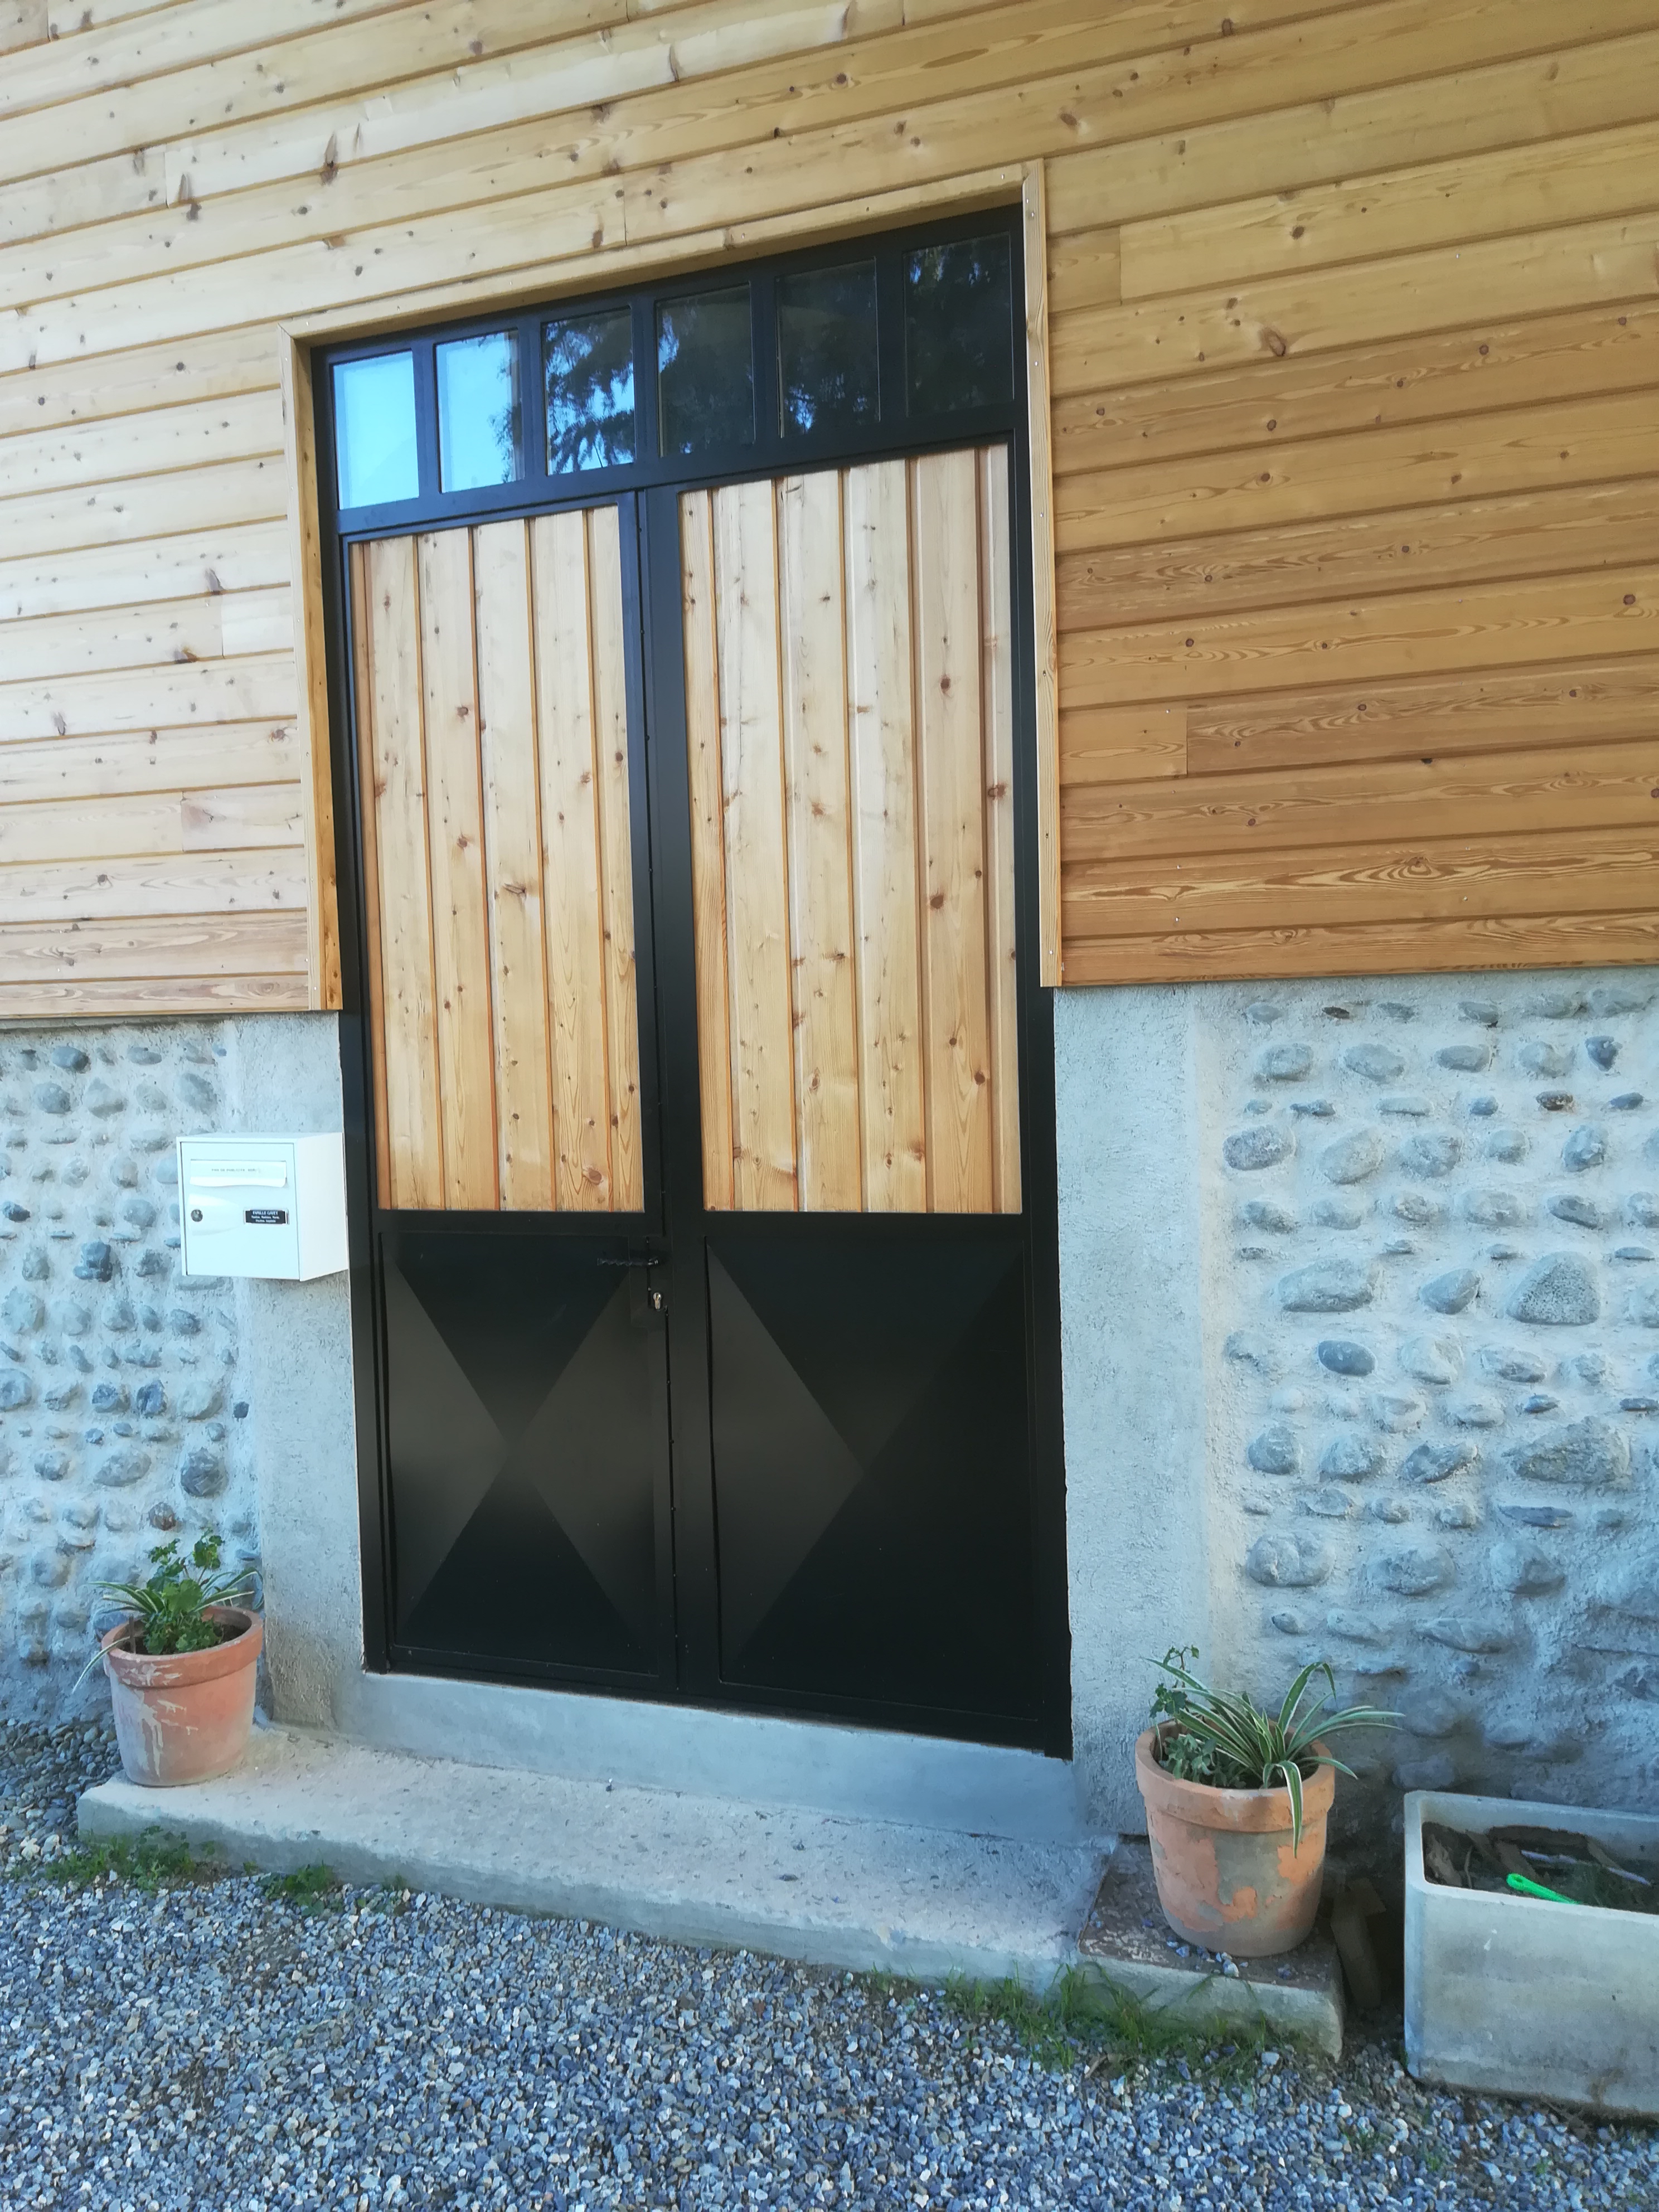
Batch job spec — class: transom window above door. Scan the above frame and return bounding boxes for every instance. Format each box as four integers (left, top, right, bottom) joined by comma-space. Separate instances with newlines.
324, 214, 1018, 529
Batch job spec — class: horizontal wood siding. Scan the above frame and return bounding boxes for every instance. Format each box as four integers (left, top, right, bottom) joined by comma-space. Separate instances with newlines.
352, 513, 642, 1213
682, 450, 1020, 1213
0, 0, 1653, 1005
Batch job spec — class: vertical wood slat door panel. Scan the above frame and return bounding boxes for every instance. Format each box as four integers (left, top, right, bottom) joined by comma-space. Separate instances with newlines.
356, 534, 443, 1212
474, 519, 553, 1212
714, 478, 798, 1214
779, 468, 862, 1213
846, 457, 928, 1215
913, 448, 995, 1215
531, 508, 615, 1214
354, 507, 642, 1215
418, 527, 498, 1213
681, 445, 1020, 1216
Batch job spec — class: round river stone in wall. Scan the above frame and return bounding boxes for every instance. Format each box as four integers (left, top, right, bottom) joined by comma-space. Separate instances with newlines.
1503, 1418, 1631, 1489
1224, 1126, 1292, 1171
1244, 1533, 1333, 1588
1320, 1130, 1386, 1184
1276, 1259, 1375, 1312
1505, 1253, 1600, 1325
1317, 1338, 1374, 1376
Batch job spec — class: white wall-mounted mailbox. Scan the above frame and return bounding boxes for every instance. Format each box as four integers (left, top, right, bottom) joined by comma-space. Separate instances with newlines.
177, 1133, 348, 1281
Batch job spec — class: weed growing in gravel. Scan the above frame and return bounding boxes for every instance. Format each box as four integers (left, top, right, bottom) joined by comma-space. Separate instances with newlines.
945, 1965, 1283, 2082
40, 1831, 210, 1893
261, 1861, 346, 1913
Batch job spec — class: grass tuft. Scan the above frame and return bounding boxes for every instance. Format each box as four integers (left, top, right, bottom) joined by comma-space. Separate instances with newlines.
260, 1861, 345, 1913
944, 1966, 1281, 2080
41, 1831, 206, 1893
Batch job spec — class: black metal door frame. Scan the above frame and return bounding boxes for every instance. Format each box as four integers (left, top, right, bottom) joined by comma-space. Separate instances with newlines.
318, 206, 1073, 1754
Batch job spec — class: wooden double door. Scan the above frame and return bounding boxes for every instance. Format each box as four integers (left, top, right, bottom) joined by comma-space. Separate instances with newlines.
346, 446, 1066, 1748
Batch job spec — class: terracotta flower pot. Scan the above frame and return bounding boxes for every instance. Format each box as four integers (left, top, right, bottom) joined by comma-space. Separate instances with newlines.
101, 1604, 263, 1788
1134, 1724, 1335, 1958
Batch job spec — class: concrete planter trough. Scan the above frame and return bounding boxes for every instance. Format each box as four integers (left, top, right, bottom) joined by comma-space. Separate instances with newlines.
1404, 1789, 1659, 2119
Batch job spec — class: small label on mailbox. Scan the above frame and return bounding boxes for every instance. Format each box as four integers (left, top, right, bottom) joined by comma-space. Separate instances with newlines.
244, 1208, 289, 1226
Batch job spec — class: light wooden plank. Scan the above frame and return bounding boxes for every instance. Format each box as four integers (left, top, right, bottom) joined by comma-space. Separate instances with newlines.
586, 503, 644, 1212
0, 910, 307, 983
0, 145, 163, 250
1057, 478, 1659, 631
0, 459, 288, 564
531, 507, 613, 1212
0, 655, 296, 743
474, 518, 554, 1211
1055, 389, 1659, 555
0, 722, 300, 804
1061, 909, 1659, 987
1051, 301, 1659, 483
0, 2, 47, 56
1062, 825, 1659, 941
713, 478, 797, 1212
1184, 653, 1659, 776
778, 466, 860, 1214
978, 444, 1021, 1217
0, 524, 289, 624
361, 534, 442, 1212
0, 973, 309, 1015
350, 542, 393, 1210
1022, 167, 1060, 991
0, 847, 306, 924
621, 0, 1658, 249
279, 330, 339, 1012
418, 526, 497, 1212
0, 391, 284, 498
0, 328, 273, 439
1121, 118, 1659, 301
1054, 208, 1659, 397
1046, 21, 1659, 240
845, 458, 925, 1215
0, 595, 226, 684
1063, 739, 1659, 864
1047, 225, 1121, 318
913, 448, 994, 1215
1062, 566, 1659, 711
180, 785, 307, 850
679, 486, 735, 1212
1060, 706, 1189, 787
0, 785, 297, 866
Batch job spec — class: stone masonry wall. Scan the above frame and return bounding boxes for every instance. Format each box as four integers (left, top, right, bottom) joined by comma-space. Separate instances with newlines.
1209, 968, 1658, 1837
0, 1020, 258, 1722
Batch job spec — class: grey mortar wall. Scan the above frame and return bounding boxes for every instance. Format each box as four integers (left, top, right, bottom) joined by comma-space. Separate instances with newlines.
1060, 966, 1658, 1854
0, 1013, 352, 1726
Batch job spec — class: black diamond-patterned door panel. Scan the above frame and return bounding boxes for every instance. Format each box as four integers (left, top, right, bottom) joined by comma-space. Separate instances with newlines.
382, 1228, 668, 1683
706, 1222, 1040, 1730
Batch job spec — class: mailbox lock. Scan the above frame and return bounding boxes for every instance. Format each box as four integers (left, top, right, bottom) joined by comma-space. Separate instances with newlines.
190, 1208, 203, 1223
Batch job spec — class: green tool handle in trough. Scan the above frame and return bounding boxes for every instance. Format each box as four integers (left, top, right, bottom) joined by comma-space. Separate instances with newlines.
1506, 1871, 1577, 1905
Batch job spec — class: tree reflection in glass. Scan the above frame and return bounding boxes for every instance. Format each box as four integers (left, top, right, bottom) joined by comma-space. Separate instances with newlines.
657, 287, 753, 457
436, 331, 522, 491
778, 260, 879, 438
544, 308, 636, 473
905, 235, 1013, 415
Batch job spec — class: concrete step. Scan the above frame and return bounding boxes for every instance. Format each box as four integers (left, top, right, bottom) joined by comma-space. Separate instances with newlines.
78, 1724, 1107, 1991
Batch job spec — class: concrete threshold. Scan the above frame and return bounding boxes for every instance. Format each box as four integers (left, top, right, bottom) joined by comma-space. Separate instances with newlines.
78, 1723, 1107, 1993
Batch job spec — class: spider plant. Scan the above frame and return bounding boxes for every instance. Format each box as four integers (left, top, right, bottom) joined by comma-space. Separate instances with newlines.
76, 1534, 257, 1686
1149, 1645, 1399, 1850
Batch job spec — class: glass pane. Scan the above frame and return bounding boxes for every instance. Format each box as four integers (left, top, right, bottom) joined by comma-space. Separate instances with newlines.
905, 234, 1014, 415
436, 330, 522, 492
657, 286, 753, 457
544, 307, 636, 473
778, 260, 879, 437
333, 352, 418, 510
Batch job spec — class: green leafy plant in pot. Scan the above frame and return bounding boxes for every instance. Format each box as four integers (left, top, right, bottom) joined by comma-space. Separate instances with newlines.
86, 1535, 264, 1789
1134, 1646, 1398, 1957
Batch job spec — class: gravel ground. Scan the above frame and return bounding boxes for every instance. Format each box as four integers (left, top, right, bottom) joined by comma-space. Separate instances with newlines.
2, 1722, 1656, 2212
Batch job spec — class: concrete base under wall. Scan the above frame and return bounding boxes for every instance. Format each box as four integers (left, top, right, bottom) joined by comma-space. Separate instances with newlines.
78, 1723, 1106, 1992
